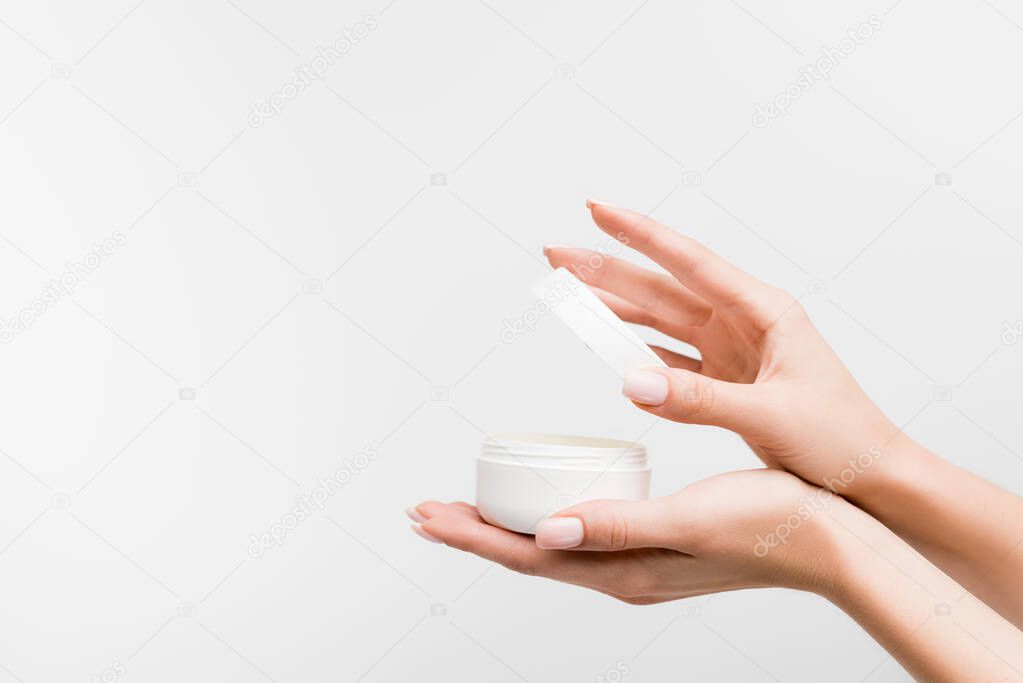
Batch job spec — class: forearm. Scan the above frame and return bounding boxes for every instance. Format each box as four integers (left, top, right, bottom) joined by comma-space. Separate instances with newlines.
820, 501, 1023, 681
847, 434, 1023, 627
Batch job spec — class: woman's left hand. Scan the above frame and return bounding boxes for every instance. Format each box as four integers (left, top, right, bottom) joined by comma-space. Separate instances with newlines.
409, 469, 840, 604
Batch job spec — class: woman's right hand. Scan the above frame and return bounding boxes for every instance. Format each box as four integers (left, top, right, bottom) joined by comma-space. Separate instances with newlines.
545, 201, 904, 501
549, 201, 1023, 631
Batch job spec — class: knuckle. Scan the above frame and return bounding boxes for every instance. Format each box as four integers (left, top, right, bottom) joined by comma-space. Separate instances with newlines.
578, 253, 614, 285
769, 288, 805, 319
642, 286, 669, 317
606, 511, 631, 551
755, 287, 806, 331
782, 296, 810, 328
643, 221, 685, 261
677, 378, 716, 419
679, 253, 707, 289
726, 286, 770, 315
631, 220, 657, 250
696, 380, 717, 417
767, 285, 798, 308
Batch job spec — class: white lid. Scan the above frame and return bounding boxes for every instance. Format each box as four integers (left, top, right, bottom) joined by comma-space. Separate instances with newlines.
532, 267, 666, 378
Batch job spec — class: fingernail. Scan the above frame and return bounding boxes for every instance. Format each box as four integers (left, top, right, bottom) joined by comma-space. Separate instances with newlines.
586, 199, 618, 210
543, 243, 570, 255
411, 523, 443, 544
406, 506, 426, 523
623, 370, 669, 405
535, 517, 584, 549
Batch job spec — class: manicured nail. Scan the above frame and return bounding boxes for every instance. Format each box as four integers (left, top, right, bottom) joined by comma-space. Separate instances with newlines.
406, 506, 426, 523
535, 517, 584, 549
411, 523, 443, 544
586, 199, 618, 210
543, 243, 570, 256
623, 370, 669, 405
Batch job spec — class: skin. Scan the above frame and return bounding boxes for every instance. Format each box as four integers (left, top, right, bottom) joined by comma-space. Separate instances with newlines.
410, 200, 1023, 680
548, 201, 1023, 628
412, 488, 1023, 682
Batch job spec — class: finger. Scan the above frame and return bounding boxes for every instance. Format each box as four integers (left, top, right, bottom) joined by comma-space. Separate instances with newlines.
591, 287, 701, 344
586, 287, 704, 370
412, 500, 477, 521
649, 345, 701, 372
535, 497, 682, 551
419, 503, 608, 584
586, 201, 775, 317
410, 500, 443, 520
621, 366, 772, 435
417, 502, 689, 600
545, 245, 711, 325
590, 286, 650, 325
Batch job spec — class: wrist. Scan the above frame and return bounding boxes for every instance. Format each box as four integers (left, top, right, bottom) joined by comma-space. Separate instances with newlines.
814, 494, 1023, 682
778, 491, 879, 599
812, 501, 876, 605
811, 483, 954, 604
805, 490, 930, 604
836, 430, 932, 514
800, 494, 869, 601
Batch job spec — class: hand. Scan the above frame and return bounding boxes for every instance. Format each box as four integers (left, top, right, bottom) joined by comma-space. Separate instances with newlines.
410, 469, 839, 603
544, 201, 903, 500
411, 470, 1023, 680
546, 201, 1023, 631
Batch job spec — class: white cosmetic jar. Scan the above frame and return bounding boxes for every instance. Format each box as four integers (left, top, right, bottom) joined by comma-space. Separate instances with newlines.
476, 433, 651, 534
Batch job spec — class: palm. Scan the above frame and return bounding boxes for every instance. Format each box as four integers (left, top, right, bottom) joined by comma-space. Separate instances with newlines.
686, 309, 764, 383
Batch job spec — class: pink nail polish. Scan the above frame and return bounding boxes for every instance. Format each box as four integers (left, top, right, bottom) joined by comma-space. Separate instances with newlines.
411, 523, 443, 544
406, 506, 426, 523
622, 370, 669, 406
535, 517, 584, 549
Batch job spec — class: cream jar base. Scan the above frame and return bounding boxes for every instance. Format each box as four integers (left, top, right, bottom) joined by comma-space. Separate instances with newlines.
475, 435, 652, 534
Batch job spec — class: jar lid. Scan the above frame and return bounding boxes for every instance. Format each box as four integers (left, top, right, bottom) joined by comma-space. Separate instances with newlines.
532, 267, 666, 378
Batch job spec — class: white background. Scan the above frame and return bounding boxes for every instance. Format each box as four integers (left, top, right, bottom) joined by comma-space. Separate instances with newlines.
1, 0, 1022, 681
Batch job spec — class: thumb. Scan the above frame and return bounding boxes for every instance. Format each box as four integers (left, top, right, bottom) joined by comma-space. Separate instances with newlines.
622, 367, 767, 434
535, 497, 677, 551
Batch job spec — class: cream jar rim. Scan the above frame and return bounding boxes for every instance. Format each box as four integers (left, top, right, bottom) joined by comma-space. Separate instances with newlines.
480, 433, 649, 471
487, 433, 643, 451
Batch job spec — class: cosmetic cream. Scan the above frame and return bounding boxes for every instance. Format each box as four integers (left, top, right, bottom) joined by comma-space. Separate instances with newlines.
476, 434, 651, 534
